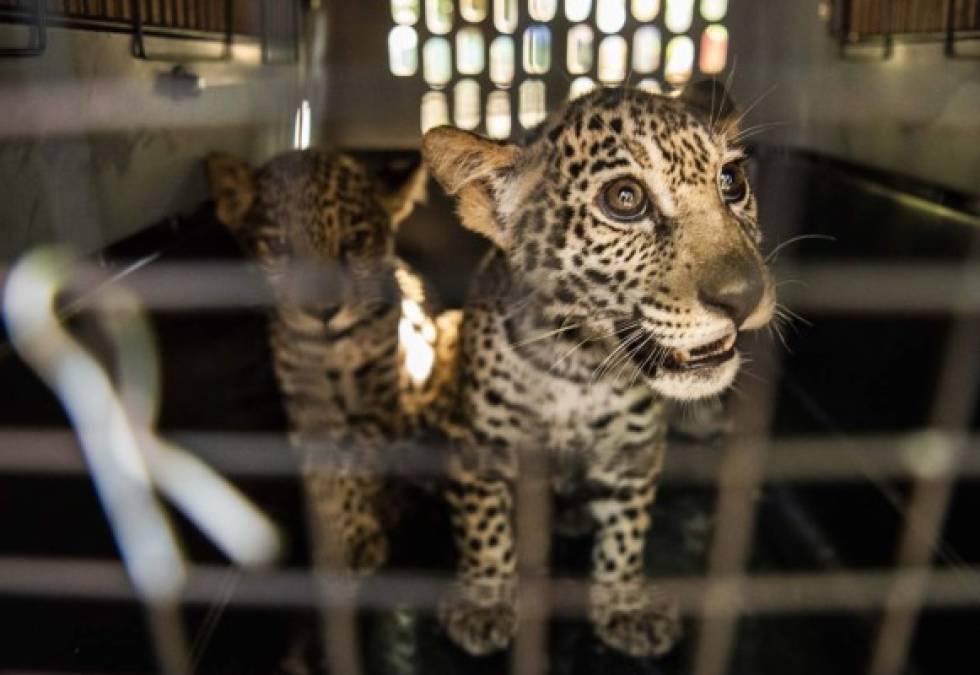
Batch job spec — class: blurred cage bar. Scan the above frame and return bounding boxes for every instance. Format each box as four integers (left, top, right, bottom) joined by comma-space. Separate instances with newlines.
0, 0, 299, 59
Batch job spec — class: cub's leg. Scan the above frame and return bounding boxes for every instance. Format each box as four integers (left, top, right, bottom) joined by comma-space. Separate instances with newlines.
588, 466, 682, 657
302, 459, 388, 575
439, 473, 519, 655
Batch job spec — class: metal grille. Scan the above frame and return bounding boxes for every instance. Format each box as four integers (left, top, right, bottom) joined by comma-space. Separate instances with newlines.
0, 0, 262, 35
836, 0, 980, 38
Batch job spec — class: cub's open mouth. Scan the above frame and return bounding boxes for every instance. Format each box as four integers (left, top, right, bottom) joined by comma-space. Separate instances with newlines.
615, 321, 736, 376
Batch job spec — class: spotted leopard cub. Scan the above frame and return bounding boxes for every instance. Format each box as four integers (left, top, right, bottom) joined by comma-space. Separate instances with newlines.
423, 82, 775, 657
207, 150, 429, 574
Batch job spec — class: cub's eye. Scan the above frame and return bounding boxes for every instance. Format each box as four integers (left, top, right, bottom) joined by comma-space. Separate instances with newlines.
718, 162, 748, 203
599, 177, 649, 222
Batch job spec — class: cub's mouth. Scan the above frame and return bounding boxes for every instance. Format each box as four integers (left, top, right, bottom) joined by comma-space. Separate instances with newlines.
614, 321, 737, 377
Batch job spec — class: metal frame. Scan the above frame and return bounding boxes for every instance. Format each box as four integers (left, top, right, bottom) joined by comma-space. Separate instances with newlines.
833, 0, 980, 60
0, 0, 46, 57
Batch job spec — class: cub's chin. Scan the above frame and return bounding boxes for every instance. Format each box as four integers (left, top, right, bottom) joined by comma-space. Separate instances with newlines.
647, 350, 741, 401
613, 321, 742, 401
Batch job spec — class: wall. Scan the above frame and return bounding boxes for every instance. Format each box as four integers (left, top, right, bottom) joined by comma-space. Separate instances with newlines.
727, 1, 980, 196
0, 22, 309, 261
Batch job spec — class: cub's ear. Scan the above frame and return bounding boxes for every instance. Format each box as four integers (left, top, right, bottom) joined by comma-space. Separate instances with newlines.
680, 79, 739, 132
206, 152, 255, 230
421, 125, 520, 250
377, 163, 428, 229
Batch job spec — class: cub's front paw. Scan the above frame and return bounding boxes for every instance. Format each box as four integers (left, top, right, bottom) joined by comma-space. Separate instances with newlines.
438, 578, 518, 655
590, 580, 682, 658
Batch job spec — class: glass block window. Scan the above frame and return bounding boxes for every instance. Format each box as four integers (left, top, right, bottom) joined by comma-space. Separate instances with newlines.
392, 0, 421, 25
460, 0, 488, 22
566, 0, 593, 22
456, 27, 486, 75
637, 78, 663, 94
486, 90, 513, 138
523, 25, 552, 74
455, 79, 482, 129
423, 37, 452, 87
699, 24, 728, 74
570, 76, 597, 99
700, 0, 728, 22
597, 0, 627, 34
389, 26, 419, 76
566, 25, 595, 75
632, 0, 661, 21
490, 36, 516, 86
664, 34, 694, 84
495, 0, 519, 33
528, 0, 558, 21
519, 79, 547, 128
665, 0, 695, 33
389, 0, 737, 139
598, 35, 628, 83
632, 26, 662, 74
421, 91, 450, 132
426, 0, 454, 34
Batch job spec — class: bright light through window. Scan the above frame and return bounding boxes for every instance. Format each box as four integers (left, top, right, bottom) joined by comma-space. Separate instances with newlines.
528, 0, 557, 21
632, 26, 661, 74
523, 25, 552, 74
597, 35, 627, 83
519, 79, 547, 128
388, 26, 419, 76
597, 0, 627, 34
569, 76, 596, 99
664, 34, 694, 84
391, 0, 420, 25
456, 27, 486, 75
490, 35, 515, 86
390, 0, 734, 139
699, 24, 728, 74
455, 79, 481, 129
421, 91, 450, 132
495, 0, 518, 33
565, 0, 592, 22
665, 0, 694, 33
423, 36, 452, 87
293, 99, 311, 150
460, 0, 488, 22
637, 78, 662, 94
700, 0, 728, 21
632, 0, 660, 21
425, 0, 454, 34
486, 90, 512, 138
566, 24, 594, 75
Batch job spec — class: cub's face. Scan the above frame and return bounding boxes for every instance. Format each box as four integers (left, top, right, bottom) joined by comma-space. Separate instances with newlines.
424, 85, 774, 400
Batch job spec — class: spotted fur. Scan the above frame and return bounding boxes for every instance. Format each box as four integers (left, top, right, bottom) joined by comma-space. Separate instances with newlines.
207, 149, 446, 574
423, 84, 775, 657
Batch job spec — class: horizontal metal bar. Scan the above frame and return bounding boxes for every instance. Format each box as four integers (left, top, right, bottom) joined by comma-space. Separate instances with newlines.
1, 261, 978, 317
1, 558, 978, 616
1, 429, 977, 483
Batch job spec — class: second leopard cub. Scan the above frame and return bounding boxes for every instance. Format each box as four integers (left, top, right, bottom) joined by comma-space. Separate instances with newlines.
422, 82, 775, 657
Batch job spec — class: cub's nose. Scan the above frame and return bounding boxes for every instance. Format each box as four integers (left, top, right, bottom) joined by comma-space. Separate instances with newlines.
697, 255, 765, 328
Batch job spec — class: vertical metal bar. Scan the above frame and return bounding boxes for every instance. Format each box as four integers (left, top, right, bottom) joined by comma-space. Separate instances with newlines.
866, 320, 980, 675
130, 0, 145, 58
945, 0, 958, 55
513, 446, 552, 675
692, 340, 781, 675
